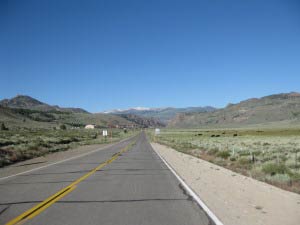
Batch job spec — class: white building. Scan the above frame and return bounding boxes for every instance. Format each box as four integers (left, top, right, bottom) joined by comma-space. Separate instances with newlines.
85, 124, 95, 129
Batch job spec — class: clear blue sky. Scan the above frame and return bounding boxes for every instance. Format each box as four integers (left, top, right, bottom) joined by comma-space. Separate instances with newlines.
1, 0, 300, 112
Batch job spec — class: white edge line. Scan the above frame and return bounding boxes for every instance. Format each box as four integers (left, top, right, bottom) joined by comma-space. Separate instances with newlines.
0, 137, 133, 181
152, 146, 224, 225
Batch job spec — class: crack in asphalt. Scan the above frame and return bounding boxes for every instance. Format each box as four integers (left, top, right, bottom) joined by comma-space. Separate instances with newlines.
13, 161, 47, 167
0, 206, 9, 215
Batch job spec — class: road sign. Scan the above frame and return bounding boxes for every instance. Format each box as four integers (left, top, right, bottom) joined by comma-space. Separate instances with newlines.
103, 130, 108, 136
155, 128, 160, 135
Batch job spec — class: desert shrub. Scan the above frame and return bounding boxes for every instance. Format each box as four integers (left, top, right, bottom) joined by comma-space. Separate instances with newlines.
253, 151, 262, 156
49, 145, 69, 153
1, 123, 8, 131
207, 148, 218, 155
180, 142, 197, 150
27, 142, 41, 150
265, 174, 292, 185
152, 129, 300, 193
279, 154, 288, 162
57, 137, 76, 144
216, 150, 230, 159
91, 133, 98, 139
0, 128, 129, 168
0, 139, 15, 147
262, 163, 290, 176
239, 151, 250, 156
286, 160, 300, 169
250, 167, 265, 180
60, 124, 67, 130
215, 158, 227, 166
237, 157, 251, 166
290, 172, 300, 180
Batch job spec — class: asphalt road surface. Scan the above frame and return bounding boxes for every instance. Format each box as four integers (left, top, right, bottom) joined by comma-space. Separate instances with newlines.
0, 132, 213, 225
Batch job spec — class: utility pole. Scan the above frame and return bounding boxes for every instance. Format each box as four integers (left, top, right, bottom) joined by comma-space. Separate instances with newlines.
296, 150, 298, 169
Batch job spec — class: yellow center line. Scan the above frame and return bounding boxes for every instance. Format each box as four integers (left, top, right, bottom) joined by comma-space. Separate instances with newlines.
6, 141, 135, 225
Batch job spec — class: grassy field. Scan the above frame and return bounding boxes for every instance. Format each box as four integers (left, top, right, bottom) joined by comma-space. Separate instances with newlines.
0, 128, 137, 167
149, 128, 300, 193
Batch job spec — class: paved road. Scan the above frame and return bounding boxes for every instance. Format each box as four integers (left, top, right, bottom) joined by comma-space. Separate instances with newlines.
0, 132, 213, 225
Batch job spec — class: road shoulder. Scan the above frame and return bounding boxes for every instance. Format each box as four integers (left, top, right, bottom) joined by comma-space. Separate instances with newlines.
0, 143, 113, 179
151, 142, 300, 225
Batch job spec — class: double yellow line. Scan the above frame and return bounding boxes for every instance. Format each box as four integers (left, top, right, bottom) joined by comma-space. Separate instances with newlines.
6, 142, 134, 225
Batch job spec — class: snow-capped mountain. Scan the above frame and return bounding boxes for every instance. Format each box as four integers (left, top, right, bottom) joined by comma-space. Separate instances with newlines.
102, 106, 216, 122
103, 107, 168, 114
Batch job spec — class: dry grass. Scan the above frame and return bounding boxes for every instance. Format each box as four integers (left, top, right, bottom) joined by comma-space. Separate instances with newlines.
0, 128, 136, 167
149, 128, 300, 193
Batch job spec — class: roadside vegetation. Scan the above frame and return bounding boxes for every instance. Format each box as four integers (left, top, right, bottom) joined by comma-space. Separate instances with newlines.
0, 127, 136, 167
149, 128, 300, 194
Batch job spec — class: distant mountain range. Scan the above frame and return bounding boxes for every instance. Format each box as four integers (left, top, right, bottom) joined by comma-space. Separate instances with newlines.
117, 114, 165, 128
104, 106, 216, 123
168, 92, 300, 128
0, 95, 165, 129
2, 92, 300, 129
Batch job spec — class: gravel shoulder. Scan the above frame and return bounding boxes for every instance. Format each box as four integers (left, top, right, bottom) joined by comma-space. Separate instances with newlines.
151, 142, 300, 225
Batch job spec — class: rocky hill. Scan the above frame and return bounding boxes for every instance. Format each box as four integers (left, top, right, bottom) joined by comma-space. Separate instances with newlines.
0, 95, 89, 113
118, 114, 165, 128
168, 92, 300, 128
0, 96, 165, 129
106, 106, 216, 123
